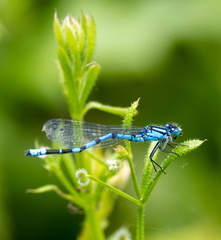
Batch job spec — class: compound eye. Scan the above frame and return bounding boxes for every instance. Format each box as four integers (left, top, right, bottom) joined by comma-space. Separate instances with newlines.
165, 123, 173, 129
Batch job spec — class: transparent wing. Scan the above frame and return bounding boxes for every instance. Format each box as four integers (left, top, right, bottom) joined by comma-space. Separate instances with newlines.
42, 119, 143, 148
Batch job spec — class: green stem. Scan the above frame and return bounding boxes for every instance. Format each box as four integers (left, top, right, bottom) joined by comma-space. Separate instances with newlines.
27, 185, 77, 202
62, 155, 77, 184
89, 175, 141, 206
136, 206, 145, 240
83, 101, 131, 116
126, 144, 141, 198
83, 201, 105, 240
51, 165, 84, 206
86, 151, 108, 167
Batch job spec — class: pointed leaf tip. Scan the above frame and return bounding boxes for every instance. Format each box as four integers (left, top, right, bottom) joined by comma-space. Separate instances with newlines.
175, 139, 206, 156
123, 98, 140, 128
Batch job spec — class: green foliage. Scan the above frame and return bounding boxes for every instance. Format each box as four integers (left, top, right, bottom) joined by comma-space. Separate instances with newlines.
141, 139, 206, 204
54, 12, 99, 120
28, 12, 205, 240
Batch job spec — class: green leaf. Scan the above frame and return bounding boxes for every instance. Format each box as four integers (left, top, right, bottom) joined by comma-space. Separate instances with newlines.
123, 98, 140, 128
141, 139, 206, 204
75, 16, 85, 59
83, 101, 133, 116
81, 13, 96, 64
65, 26, 80, 70
171, 139, 206, 157
54, 13, 98, 120
27, 184, 72, 198
57, 46, 78, 115
79, 63, 101, 110
53, 12, 63, 47
57, 47, 74, 88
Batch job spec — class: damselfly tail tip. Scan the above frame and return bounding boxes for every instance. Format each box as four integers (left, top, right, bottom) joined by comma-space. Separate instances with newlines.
24, 150, 31, 156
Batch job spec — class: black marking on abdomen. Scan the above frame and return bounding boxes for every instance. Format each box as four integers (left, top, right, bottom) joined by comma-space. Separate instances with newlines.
95, 138, 101, 144
112, 133, 118, 139
60, 149, 72, 154
80, 145, 87, 152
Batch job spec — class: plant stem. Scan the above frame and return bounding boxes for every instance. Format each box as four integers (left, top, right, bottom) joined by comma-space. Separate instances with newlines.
51, 165, 84, 205
89, 175, 141, 206
83, 101, 131, 116
83, 201, 105, 240
86, 151, 108, 167
126, 145, 141, 199
136, 205, 145, 240
62, 155, 77, 184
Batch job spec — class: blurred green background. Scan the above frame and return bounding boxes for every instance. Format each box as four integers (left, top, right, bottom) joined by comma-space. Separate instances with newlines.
1, 0, 221, 239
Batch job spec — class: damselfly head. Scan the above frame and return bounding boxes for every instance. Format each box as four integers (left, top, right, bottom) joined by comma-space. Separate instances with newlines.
165, 123, 182, 136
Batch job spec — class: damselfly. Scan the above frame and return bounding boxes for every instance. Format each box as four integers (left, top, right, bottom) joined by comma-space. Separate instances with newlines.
25, 119, 183, 173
